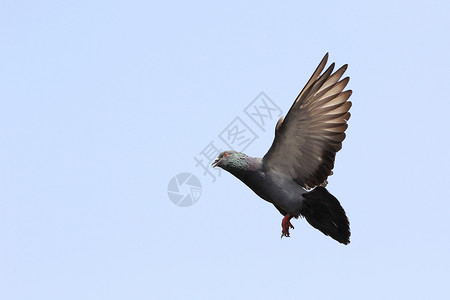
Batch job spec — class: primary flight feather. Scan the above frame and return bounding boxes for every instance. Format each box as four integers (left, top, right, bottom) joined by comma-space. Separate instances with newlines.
212, 53, 352, 244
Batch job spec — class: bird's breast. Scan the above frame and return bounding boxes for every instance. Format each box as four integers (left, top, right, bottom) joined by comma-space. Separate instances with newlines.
243, 171, 305, 214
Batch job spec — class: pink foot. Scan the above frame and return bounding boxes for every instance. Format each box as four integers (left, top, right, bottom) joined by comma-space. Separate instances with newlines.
281, 215, 295, 238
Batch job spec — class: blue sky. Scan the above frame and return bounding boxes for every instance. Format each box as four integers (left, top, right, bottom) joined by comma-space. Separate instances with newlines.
1, 1, 450, 299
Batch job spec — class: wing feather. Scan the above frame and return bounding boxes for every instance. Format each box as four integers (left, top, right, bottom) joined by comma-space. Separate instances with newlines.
263, 54, 352, 188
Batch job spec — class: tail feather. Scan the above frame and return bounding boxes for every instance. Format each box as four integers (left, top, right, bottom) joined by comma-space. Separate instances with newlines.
301, 186, 350, 244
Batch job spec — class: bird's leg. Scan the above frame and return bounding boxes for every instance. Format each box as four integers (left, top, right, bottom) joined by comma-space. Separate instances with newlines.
281, 215, 295, 238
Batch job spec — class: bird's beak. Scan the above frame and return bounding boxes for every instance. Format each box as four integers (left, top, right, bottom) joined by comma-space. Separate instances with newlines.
211, 157, 220, 168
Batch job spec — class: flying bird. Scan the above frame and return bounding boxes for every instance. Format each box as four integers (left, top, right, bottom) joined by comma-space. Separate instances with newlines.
212, 53, 352, 244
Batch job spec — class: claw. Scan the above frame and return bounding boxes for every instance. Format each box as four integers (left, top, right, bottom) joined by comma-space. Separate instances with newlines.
281, 215, 295, 238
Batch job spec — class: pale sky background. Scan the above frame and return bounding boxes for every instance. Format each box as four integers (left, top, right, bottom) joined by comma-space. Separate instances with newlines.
1, 1, 450, 299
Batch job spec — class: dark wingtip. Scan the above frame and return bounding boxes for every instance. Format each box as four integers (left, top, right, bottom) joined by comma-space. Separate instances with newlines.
340, 64, 349, 73
321, 53, 329, 66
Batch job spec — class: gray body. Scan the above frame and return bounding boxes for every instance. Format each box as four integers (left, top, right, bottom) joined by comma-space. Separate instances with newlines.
237, 158, 305, 216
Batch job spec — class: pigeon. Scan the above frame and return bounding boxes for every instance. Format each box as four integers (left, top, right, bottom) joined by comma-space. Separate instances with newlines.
212, 53, 352, 244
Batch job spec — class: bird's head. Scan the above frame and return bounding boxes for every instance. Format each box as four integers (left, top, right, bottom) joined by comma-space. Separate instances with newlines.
212, 150, 247, 171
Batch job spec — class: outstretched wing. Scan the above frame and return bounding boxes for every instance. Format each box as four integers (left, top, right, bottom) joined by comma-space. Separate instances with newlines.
263, 53, 352, 189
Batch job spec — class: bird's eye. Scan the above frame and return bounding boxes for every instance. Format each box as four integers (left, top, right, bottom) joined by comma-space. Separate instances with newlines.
223, 152, 228, 157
